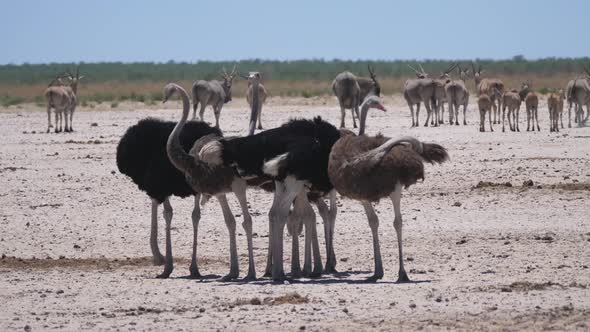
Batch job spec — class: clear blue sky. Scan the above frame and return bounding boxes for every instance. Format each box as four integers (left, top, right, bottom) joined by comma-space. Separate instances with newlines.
1, 0, 588, 64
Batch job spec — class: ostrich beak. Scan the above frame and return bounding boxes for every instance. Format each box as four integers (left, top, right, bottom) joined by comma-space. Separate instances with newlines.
377, 104, 387, 112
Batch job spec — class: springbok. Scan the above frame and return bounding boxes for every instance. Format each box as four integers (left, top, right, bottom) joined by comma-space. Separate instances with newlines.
472, 63, 505, 124
502, 89, 522, 132
192, 65, 237, 128
444, 64, 470, 125
44, 67, 83, 133
433, 63, 459, 124
403, 64, 436, 127
519, 82, 540, 131
332, 66, 380, 128
566, 65, 590, 127
548, 89, 565, 132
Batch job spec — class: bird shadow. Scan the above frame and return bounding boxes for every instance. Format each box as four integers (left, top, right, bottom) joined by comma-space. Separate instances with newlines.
210, 270, 433, 286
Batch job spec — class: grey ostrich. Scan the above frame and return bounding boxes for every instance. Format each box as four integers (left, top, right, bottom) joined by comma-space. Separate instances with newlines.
163, 83, 257, 281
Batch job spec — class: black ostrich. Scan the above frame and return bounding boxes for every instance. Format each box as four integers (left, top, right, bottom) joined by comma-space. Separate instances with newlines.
198, 115, 343, 281
116, 112, 221, 278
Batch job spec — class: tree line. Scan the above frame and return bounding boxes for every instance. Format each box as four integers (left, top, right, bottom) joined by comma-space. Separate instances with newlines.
1, 57, 589, 84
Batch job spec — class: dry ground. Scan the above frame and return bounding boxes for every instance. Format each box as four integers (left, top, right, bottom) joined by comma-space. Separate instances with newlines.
0, 95, 589, 331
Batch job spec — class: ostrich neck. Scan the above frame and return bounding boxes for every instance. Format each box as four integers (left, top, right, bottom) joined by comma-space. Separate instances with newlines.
166, 86, 194, 174
358, 101, 371, 136
248, 81, 260, 136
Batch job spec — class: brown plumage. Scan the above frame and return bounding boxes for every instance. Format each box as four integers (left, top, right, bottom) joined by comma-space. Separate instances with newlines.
163, 83, 256, 281
328, 94, 449, 282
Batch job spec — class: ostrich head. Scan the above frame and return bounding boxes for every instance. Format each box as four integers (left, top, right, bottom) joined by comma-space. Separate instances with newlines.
162, 83, 180, 103
362, 95, 388, 112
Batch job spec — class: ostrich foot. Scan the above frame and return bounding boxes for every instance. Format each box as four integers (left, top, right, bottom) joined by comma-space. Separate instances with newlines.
156, 266, 173, 279
324, 266, 338, 274
366, 273, 384, 282
188, 264, 201, 279
242, 272, 257, 282
220, 272, 239, 282
396, 269, 411, 283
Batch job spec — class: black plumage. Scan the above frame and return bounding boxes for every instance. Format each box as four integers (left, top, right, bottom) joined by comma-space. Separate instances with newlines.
218, 116, 341, 195
116, 117, 222, 202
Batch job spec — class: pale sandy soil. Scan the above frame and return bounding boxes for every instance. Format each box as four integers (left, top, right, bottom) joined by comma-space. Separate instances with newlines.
0, 96, 589, 331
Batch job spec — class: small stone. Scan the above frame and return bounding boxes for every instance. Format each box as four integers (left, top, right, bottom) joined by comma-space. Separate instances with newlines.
56, 290, 64, 294
409, 302, 417, 309
24, 325, 31, 332
199, 308, 205, 313
523, 179, 534, 187
342, 308, 349, 314
340, 257, 348, 262
90, 123, 98, 127
452, 201, 462, 207
73, 244, 80, 249
299, 326, 306, 331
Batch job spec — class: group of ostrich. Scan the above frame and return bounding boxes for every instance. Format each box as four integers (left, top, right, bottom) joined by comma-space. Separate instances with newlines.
116, 69, 449, 282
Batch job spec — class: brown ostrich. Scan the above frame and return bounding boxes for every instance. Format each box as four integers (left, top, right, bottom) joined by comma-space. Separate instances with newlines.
328, 94, 449, 282
163, 83, 256, 281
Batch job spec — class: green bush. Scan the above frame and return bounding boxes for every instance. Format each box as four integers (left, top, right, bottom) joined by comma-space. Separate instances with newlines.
110, 101, 119, 108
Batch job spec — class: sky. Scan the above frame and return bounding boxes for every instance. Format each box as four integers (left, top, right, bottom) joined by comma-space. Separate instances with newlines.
1, 0, 588, 64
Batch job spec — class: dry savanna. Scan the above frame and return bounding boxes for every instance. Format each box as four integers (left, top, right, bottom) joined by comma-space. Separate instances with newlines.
0, 91, 589, 331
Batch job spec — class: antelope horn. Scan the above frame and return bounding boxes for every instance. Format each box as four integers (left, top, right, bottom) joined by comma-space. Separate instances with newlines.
418, 63, 426, 74
444, 62, 458, 74
368, 64, 376, 78
406, 64, 421, 75
230, 64, 237, 76
222, 66, 228, 76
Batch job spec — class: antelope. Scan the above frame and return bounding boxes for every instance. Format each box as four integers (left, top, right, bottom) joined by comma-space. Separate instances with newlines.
519, 82, 540, 131
444, 64, 470, 125
332, 66, 380, 128
434, 63, 459, 124
192, 65, 237, 128
566, 65, 590, 127
472, 63, 505, 124
44, 67, 83, 133
478, 93, 493, 132
547, 89, 565, 132
403, 64, 436, 127
502, 89, 522, 132
244, 72, 268, 130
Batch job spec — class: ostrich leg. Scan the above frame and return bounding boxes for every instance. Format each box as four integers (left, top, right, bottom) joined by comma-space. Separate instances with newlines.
188, 195, 202, 278
362, 202, 383, 281
269, 177, 303, 281
391, 184, 410, 283
233, 181, 256, 281
287, 210, 302, 278
150, 199, 165, 265
157, 198, 174, 278
217, 194, 239, 281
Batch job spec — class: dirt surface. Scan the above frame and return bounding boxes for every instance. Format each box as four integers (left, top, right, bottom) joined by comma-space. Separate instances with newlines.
1, 96, 589, 331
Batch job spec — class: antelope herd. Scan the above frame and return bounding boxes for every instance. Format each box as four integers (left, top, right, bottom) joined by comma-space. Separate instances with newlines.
43, 63, 590, 134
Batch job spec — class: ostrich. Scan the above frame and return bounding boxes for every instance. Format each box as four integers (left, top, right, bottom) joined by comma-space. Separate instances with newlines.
116, 116, 221, 278
196, 88, 389, 280
328, 93, 449, 282
163, 83, 258, 281
198, 115, 343, 280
